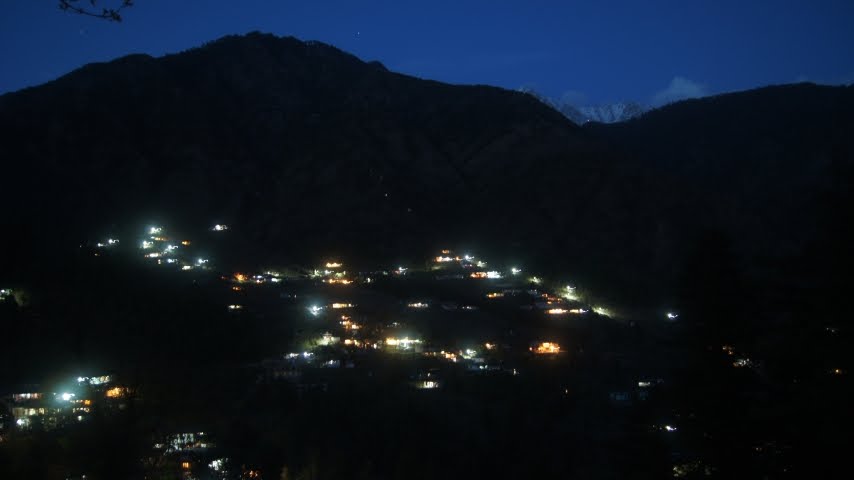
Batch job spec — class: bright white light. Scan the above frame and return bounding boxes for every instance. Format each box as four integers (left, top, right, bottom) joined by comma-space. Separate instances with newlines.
464, 255, 473, 261
77, 376, 86, 383
666, 312, 679, 320
181, 265, 193, 271
60, 392, 75, 401
212, 224, 228, 231
511, 267, 521, 275
141, 241, 153, 249
486, 271, 502, 279
529, 276, 542, 285
166, 258, 177, 264
196, 258, 208, 265
308, 305, 322, 316
664, 425, 677, 432
592, 306, 611, 317
107, 238, 119, 245
149, 227, 162, 235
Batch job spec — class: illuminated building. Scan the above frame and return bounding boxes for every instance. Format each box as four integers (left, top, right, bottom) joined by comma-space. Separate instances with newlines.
530, 342, 561, 354
77, 375, 112, 386
105, 387, 126, 398
385, 337, 422, 351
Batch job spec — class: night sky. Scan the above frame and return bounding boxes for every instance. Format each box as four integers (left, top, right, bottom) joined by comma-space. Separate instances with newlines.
1, 0, 853, 105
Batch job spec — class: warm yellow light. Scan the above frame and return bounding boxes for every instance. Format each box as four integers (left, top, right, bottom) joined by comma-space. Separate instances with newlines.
547, 308, 568, 315
486, 292, 504, 299
326, 262, 343, 268
234, 273, 247, 283
105, 387, 124, 398
181, 240, 191, 246
531, 342, 561, 354
331, 303, 353, 309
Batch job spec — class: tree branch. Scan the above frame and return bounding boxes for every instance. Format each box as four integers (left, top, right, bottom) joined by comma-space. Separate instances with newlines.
59, 0, 134, 22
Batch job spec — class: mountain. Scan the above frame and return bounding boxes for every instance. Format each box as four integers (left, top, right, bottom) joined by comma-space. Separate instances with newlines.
556, 101, 647, 124
1, 33, 853, 316
0, 32, 620, 278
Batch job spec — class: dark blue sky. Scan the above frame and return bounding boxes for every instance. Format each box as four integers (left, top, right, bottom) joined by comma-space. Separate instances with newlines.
1, 0, 852, 105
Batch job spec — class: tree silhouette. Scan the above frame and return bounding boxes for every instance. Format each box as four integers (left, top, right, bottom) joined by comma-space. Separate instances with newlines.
59, 0, 133, 22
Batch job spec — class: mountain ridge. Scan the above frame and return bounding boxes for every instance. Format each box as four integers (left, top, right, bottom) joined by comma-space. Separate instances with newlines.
2, 32, 853, 314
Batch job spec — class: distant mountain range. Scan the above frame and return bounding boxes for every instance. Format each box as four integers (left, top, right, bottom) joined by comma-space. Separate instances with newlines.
517, 87, 647, 124
2, 32, 852, 316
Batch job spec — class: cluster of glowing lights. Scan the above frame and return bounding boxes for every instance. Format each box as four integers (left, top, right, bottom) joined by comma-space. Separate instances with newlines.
666, 312, 679, 320
77, 375, 111, 386
470, 271, 502, 279
484, 342, 496, 350
531, 342, 561, 354
96, 238, 120, 248
325, 262, 343, 268
486, 292, 504, 299
407, 302, 429, 309
325, 278, 353, 285
385, 337, 422, 349
340, 318, 361, 330
212, 224, 228, 231
308, 305, 323, 316
149, 227, 163, 235
416, 380, 440, 389
331, 303, 354, 309
732, 358, 753, 368
511, 267, 522, 275
547, 308, 568, 315
529, 276, 542, 285
105, 387, 126, 398
562, 285, 580, 301
228, 304, 243, 311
